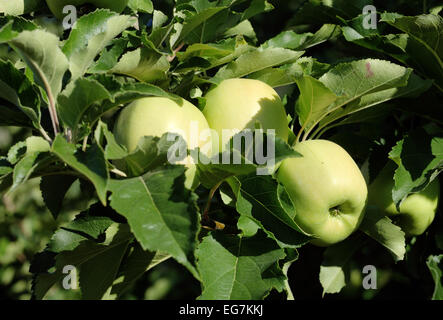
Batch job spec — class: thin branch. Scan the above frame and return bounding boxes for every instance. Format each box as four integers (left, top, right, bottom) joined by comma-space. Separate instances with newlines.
39, 127, 53, 143
167, 42, 185, 62
82, 135, 88, 152
202, 180, 223, 221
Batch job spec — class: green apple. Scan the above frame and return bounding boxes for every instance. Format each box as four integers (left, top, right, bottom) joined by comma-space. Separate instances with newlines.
202, 78, 289, 153
45, 0, 129, 19
113, 96, 213, 189
367, 162, 440, 236
276, 139, 368, 246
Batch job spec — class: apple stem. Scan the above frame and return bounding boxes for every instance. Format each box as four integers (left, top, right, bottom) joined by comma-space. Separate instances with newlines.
329, 206, 341, 216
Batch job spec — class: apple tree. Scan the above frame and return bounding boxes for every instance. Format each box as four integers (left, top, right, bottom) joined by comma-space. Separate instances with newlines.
0, 0, 442, 300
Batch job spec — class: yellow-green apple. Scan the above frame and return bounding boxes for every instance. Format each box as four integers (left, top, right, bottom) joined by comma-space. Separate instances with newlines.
367, 162, 440, 236
113, 96, 213, 189
276, 139, 368, 246
202, 78, 289, 153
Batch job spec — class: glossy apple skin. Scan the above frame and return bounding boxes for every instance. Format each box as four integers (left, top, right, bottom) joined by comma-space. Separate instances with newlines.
113, 97, 213, 189
202, 78, 289, 153
367, 162, 440, 236
46, 0, 129, 19
276, 140, 368, 246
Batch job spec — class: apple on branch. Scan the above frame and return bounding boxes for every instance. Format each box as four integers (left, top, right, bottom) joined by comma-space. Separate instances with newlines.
367, 162, 440, 236
277, 140, 368, 246
113, 96, 214, 189
202, 78, 289, 153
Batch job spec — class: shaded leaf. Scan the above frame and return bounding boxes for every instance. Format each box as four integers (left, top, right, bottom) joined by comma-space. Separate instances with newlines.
196, 231, 285, 300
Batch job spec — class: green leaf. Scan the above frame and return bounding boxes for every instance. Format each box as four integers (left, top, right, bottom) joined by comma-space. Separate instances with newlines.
57, 78, 111, 135
388, 128, 443, 206
196, 133, 298, 189
344, 13, 443, 92
319, 234, 366, 296
9, 136, 51, 193
110, 47, 169, 83
63, 10, 136, 80
47, 205, 116, 253
94, 120, 128, 160
177, 36, 252, 71
117, 134, 186, 177
84, 74, 177, 125
128, 0, 153, 13
79, 226, 131, 300
51, 135, 109, 205
196, 231, 285, 300
87, 38, 128, 74
312, 59, 412, 138
212, 47, 304, 83
177, 6, 227, 44
233, 174, 311, 248
287, 0, 368, 26
247, 67, 296, 88
291, 57, 331, 78
280, 249, 299, 300
359, 206, 406, 261
0, 60, 41, 129
380, 13, 442, 61
40, 175, 78, 219
295, 74, 338, 133
32, 224, 132, 300
7, 29, 68, 101
426, 255, 443, 300
176, 0, 272, 45
237, 216, 259, 237
263, 24, 340, 51
108, 166, 200, 279
317, 73, 432, 137
7, 140, 27, 164
109, 244, 170, 299
0, 103, 33, 127
224, 20, 257, 42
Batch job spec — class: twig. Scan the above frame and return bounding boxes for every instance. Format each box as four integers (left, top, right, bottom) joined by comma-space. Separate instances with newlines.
167, 42, 185, 62
202, 181, 223, 221
82, 136, 88, 152
39, 127, 53, 143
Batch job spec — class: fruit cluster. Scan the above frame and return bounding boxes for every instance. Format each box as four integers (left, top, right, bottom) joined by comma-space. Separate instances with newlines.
113, 78, 441, 246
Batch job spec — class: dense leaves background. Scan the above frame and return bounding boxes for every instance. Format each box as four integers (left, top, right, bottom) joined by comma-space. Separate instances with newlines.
0, 0, 442, 300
